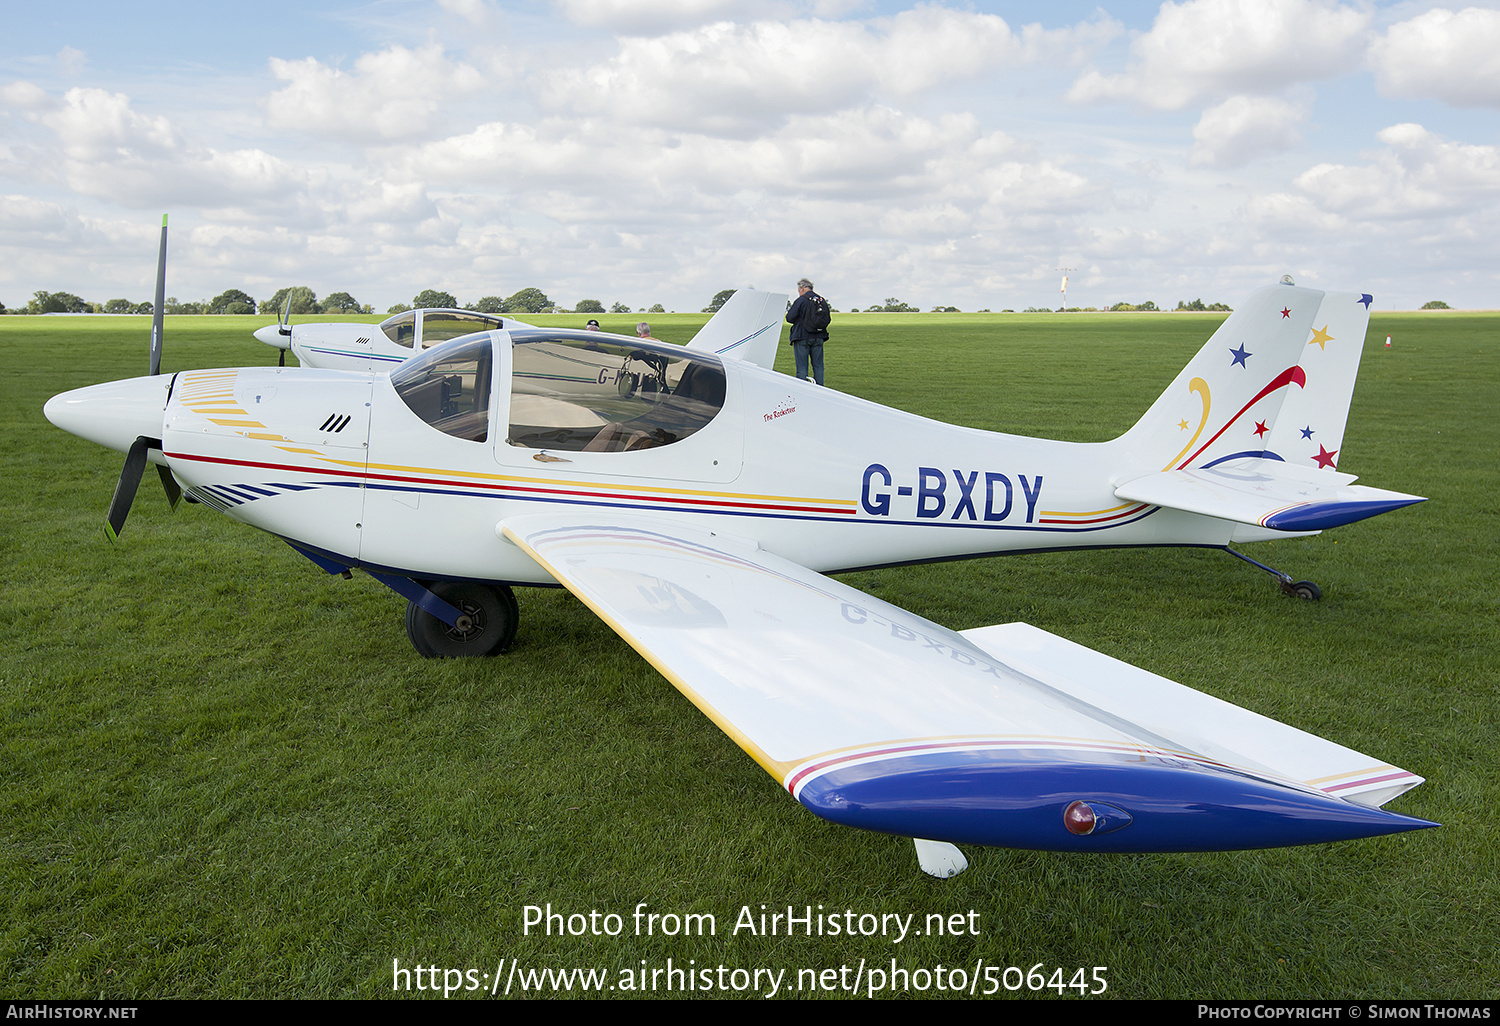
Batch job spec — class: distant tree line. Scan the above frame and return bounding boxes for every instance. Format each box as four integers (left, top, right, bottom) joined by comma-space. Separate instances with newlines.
4, 284, 685, 317
9, 287, 376, 316
13, 285, 1240, 319
384, 288, 659, 316
388, 287, 560, 316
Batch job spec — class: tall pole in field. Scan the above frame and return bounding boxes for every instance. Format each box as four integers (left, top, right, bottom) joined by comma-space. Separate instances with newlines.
1055, 267, 1075, 310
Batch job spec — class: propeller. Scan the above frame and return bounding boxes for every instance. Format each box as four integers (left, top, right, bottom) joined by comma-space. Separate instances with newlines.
149, 214, 166, 376
276, 291, 292, 366
105, 214, 181, 542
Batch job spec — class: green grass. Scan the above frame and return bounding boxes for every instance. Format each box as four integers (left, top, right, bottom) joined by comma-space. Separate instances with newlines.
1, 311, 1495, 999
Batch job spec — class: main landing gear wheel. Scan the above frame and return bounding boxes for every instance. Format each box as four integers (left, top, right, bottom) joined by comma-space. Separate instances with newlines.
404, 582, 519, 658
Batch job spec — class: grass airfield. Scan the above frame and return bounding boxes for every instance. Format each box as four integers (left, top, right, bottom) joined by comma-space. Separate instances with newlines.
1, 308, 1495, 999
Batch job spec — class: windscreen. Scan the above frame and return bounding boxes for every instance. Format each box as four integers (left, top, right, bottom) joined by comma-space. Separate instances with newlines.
390, 333, 493, 442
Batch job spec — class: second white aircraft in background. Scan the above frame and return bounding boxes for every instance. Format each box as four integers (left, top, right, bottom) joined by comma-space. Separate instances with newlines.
253, 288, 788, 373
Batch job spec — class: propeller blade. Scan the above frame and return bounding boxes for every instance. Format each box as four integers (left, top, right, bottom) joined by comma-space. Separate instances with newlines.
156, 463, 181, 510
278, 291, 292, 336
149, 214, 167, 376
105, 436, 151, 542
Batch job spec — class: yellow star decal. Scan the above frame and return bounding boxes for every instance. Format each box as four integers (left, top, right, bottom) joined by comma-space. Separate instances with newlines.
1308, 325, 1333, 349
1177, 419, 1189, 430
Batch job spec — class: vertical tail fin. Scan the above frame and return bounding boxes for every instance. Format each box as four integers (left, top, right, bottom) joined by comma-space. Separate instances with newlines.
1119, 285, 1373, 475
687, 288, 787, 369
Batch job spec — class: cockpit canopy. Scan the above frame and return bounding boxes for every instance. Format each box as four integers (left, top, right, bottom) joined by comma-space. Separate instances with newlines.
378, 308, 509, 350
509, 330, 726, 452
390, 329, 728, 453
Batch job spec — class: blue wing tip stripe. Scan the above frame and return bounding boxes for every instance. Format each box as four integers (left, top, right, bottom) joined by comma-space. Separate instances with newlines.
1264, 497, 1426, 531
794, 750, 1433, 852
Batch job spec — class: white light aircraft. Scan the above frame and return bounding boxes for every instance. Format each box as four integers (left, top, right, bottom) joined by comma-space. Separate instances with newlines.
253, 287, 787, 373
45, 233, 1433, 876
253, 304, 529, 370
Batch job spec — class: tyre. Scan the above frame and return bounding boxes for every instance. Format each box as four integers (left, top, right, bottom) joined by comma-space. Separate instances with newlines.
404, 581, 519, 657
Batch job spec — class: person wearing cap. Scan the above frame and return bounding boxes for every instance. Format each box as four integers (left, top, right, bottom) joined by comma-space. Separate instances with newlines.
785, 277, 830, 385
585, 319, 601, 331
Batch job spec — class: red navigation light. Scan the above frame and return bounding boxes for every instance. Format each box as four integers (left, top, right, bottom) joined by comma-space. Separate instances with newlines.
1063, 800, 1097, 836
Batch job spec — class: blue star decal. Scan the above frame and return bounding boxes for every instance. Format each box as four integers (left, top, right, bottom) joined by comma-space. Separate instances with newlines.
1358, 294, 1373, 309
1230, 344, 1251, 367
1301, 425, 1314, 439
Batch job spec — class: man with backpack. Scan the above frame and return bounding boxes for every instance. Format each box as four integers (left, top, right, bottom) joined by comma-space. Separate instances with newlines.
786, 277, 831, 385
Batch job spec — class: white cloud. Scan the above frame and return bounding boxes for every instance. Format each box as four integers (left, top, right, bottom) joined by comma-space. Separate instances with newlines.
1016, 15, 1124, 65
1190, 95, 1308, 166
14, 3, 1500, 312
356, 94, 1114, 309
0, 194, 74, 234
1369, 7, 1500, 108
1, 79, 57, 113
57, 46, 88, 75
438, 0, 497, 27
1292, 122, 1500, 218
1068, 0, 1369, 109
554, 0, 786, 33
37, 87, 177, 162
541, 9, 1026, 135
6, 84, 307, 211
265, 42, 485, 142
388, 103, 1097, 229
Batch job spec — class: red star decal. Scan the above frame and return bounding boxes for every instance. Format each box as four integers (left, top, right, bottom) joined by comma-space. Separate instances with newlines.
1254, 420, 1268, 438
1312, 445, 1338, 469
1281, 307, 1291, 318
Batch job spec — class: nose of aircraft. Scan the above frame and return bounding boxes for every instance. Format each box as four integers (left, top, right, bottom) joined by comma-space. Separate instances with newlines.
254, 324, 291, 350
44, 376, 174, 454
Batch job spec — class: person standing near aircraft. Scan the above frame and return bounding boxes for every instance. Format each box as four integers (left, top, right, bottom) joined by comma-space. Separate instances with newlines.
786, 278, 831, 384
636, 322, 654, 339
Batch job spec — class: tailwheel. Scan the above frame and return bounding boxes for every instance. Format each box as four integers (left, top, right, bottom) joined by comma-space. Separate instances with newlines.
1225, 547, 1324, 602
404, 581, 519, 658
1283, 579, 1322, 602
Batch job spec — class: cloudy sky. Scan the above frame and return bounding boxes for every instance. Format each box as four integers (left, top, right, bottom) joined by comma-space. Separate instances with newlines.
4, 0, 1500, 313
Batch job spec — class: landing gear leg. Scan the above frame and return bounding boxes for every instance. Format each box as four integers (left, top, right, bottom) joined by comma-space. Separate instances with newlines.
1222, 547, 1321, 601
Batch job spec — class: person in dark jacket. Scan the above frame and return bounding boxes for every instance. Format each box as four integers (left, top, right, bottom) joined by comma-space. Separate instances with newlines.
785, 278, 830, 385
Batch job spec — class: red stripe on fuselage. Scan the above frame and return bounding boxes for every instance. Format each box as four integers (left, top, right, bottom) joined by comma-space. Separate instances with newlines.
164, 450, 855, 516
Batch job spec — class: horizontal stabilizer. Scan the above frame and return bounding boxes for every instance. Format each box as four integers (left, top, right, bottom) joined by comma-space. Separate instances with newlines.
1115, 457, 1425, 531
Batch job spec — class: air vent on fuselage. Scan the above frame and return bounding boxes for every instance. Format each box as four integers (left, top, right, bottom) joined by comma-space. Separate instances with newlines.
319, 413, 353, 433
